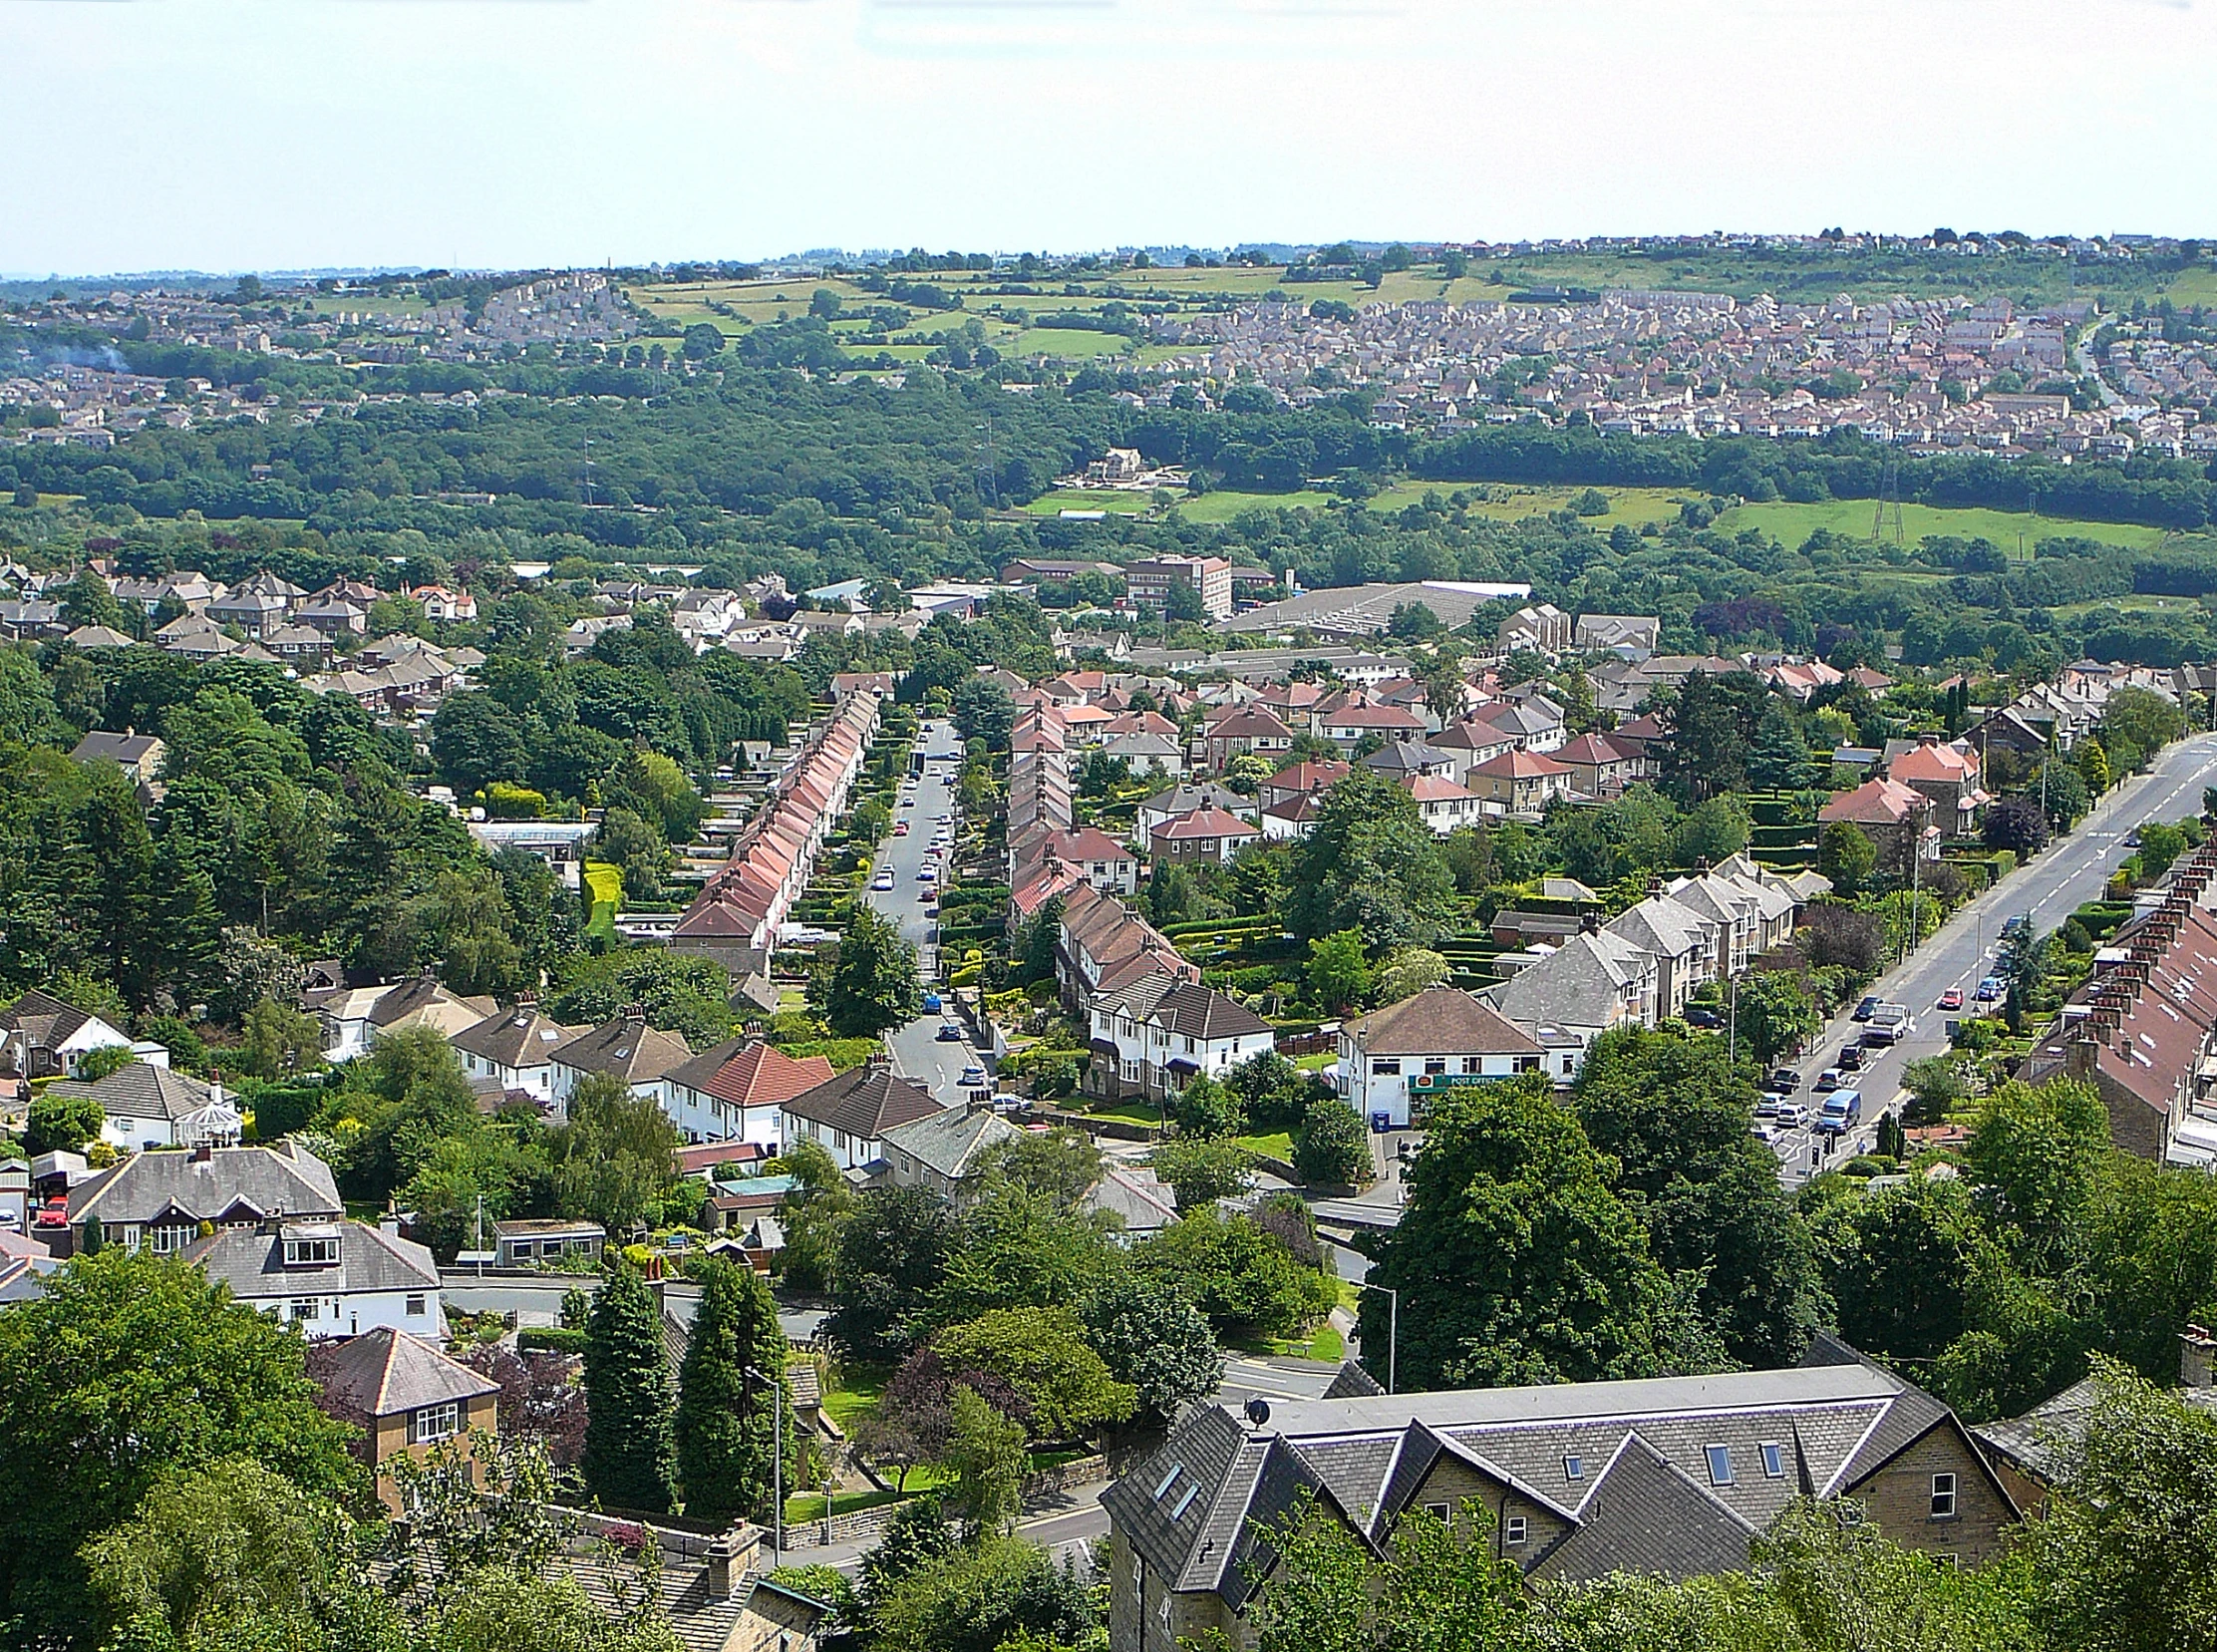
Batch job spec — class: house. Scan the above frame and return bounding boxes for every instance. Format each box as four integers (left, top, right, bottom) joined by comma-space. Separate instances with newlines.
491, 1217, 606, 1266
1428, 719, 1517, 787
1464, 749, 1573, 816
660, 1039, 835, 1148
1334, 987, 1545, 1128
1360, 740, 1454, 784
1496, 601, 1571, 657
1572, 614, 1661, 655
1012, 826, 1143, 897
1972, 1330, 2217, 1513
45, 1064, 241, 1154
1150, 808, 1263, 865
880, 1102, 1021, 1202
68, 729, 166, 790
1315, 701, 1428, 750
780, 1063, 945, 1174
1817, 777, 1941, 863
1553, 732, 1638, 799
1481, 926, 1661, 1078
1101, 732, 1185, 779
206, 571, 303, 638
1605, 892, 1720, 1019
548, 1011, 695, 1118
63, 1141, 345, 1258
1085, 973, 1275, 1104
0, 988, 135, 1079
186, 1217, 442, 1339
1102, 1339, 2019, 1649
451, 1001, 580, 1110
1201, 709, 1295, 773
1402, 774, 1480, 834
1259, 759, 1350, 810
308, 973, 500, 1064
412, 585, 478, 622
1471, 696, 1567, 754
1888, 734, 1990, 832
1056, 884, 1198, 1015
1134, 783, 1254, 845
308, 1328, 501, 1515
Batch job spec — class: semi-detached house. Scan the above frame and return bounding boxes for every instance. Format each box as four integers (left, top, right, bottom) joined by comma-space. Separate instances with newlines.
1086, 972, 1275, 1104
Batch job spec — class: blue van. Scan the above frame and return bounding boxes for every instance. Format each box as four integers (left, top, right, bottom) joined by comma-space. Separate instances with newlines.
1820, 1089, 1863, 1135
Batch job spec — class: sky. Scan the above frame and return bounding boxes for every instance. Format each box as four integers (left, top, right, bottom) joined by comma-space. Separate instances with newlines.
2, 0, 2212, 276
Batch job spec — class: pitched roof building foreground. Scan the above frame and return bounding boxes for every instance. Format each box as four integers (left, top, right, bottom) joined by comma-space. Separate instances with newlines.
1102, 1339, 2017, 1648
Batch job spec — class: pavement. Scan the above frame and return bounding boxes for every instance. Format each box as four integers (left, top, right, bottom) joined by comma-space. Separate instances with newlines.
792, 1483, 1114, 1575
1763, 729, 2217, 1181
860, 717, 985, 1107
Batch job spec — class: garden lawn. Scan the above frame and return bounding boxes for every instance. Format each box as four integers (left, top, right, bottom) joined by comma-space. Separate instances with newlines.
1233, 1131, 1295, 1162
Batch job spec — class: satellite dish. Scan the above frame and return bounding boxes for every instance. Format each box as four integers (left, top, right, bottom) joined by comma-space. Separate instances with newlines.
1244, 1398, 1272, 1428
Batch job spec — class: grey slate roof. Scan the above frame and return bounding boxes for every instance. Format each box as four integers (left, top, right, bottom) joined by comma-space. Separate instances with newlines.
1148, 980, 1272, 1042
70, 1142, 342, 1227
782, 1064, 944, 1142
47, 1063, 216, 1125
550, 1015, 693, 1085
880, 1104, 1019, 1180
453, 1003, 578, 1069
183, 1219, 439, 1301
311, 1327, 496, 1420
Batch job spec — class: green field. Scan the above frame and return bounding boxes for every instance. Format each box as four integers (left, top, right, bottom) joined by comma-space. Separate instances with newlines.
582, 861, 622, 940
1175, 490, 1339, 522
1019, 489, 1154, 516
1714, 497, 2170, 552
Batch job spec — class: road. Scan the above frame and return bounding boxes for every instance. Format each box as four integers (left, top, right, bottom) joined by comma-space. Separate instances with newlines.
860, 717, 983, 1106
1764, 730, 2217, 1181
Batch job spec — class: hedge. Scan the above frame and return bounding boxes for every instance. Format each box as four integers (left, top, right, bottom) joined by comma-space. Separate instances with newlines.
520, 1327, 588, 1355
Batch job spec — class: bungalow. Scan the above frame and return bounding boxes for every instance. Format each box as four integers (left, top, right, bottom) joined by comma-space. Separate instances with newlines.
1334, 987, 1545, 1128
491, 1218, 605, 1267
1316, 702, 1428, 750
308, 973, 500, 1065
1101, 731, 1185, 778
1361, 740, 1454, 784
44, 1064, 241, 1154
63, 1141, 344, 1258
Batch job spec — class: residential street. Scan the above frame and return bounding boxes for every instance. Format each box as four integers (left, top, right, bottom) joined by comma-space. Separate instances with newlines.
1767, 729, 2217, 1180
860, 717, 984, 1106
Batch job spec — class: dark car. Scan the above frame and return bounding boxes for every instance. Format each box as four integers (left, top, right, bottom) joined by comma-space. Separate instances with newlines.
1768, 1068, 1802, 1093
1852, 995, 1881, 1023
1686, 1007, 1723, 1029
1838, 1044, 1865, 1071
935, 1021, 965, 1042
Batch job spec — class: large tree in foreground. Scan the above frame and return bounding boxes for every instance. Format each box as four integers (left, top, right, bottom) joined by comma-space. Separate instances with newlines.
582, 1262, 677, 1515
825, 903, 922, 1037
675, 1258, 791, 1527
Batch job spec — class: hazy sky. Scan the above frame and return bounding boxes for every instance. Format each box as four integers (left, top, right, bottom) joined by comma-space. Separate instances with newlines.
3, 0, 2211, 275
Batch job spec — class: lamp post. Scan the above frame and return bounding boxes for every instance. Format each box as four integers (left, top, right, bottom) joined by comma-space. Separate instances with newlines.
745, 1364, 783, 1559
1356, 1282, 1399, 1395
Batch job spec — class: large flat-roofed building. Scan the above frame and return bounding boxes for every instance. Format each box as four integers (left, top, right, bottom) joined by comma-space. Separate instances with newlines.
1124, 556, 1233, 622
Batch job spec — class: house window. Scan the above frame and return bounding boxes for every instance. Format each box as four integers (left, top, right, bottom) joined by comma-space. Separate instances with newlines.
1930, 1473, 1957, 1519
1503, 1515, 1527, 1546
1372, 1059, 1402, 1077
411, 1401, 462, 1445
407, 1295, 428, 1317
1461, 1057, 1482, 1075
1515, 1056, 1541, 1073
283, 1236, 339, 1266
1706, 1446, 1734, 1486
1563, 1455, 1584, 1482
149, 1223, 194, 1255
1423, 1059, 1446, 1076
1760, 1442, 1784, 1479
1423, 1501, 1450, 1523
289, 1298, 321, 1322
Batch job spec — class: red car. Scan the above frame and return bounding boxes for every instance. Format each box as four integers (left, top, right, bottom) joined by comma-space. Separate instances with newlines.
1937, 988, 1964, 1012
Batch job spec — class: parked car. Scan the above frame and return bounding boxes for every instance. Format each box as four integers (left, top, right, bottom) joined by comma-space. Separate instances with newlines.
923, 992, 942, 1014
1774, 1103, 1808, 1131
1686, 1007, 1722, 1029
917, 866, 937, 883
1768, 1068, 1802, 1093
1755, 1094, 1785, 1121
893, 821, 910, 835
959, 1064, 987, 1087
870, 870, 895, 892
936, 1022, 965, 1042
1814, 1069, 1844, 1093
1838, 1044, 1865, 1070
1976, 975, 2004, 1002
1938, 987, 1963, 1012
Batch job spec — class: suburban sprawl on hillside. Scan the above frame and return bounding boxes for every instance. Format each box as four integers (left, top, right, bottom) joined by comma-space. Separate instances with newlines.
2, 234, 2216, 1652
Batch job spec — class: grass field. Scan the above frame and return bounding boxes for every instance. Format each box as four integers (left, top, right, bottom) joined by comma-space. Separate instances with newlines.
1232, 1130, 1295, 1162
1175, 490, 1339, 522
582, 861, 622, 941
1715, 497, 2170, 552
1019, 489, 1154, 516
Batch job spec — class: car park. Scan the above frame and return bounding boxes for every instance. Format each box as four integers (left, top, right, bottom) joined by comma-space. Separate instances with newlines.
1814, 1069, 1843, 1093
1938, 987, 1963, 1012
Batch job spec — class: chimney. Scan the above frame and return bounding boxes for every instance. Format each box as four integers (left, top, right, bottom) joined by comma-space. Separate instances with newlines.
1581, 911, 1602, 935
190, 1143, 213, 1163
2184, 1324, 2216, 1389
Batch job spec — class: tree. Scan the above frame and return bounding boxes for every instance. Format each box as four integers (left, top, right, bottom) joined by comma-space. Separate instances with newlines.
1078, 1272, 1222, 1424
1285, 773, 1457, 951
1163, 580, 1208, 624
1903, 1054, 1970, 1126
431, 691, 529, 799
1985, 796, 2050, 855
1151, 1139, 1255, 1211
1809, 1174, 1976, 1366
1734, 969, 1817, 1068
237, 997, 324, 1080
943, 1387, 1030, 1537
1747, 701, 1817, 790
1818, 821, 1876, 898
675, 1258, 789, 1526
1306, 928, 1373, 1014
870, 1534, 1094, 1652
1131, 1207, 1337, 1339
1675, 796, 1750, 864
1656, 670, 1770, 803
931, 1308, 1135, 1440
680, 322, 726, 361
1362, 1076, 1674, 1391
2078, 737, 2114, 795
0, 1250, 360, 1645
581, 1262, 677, 1515
827, 1185, 957, 1360
22, 1088, 104, 1156
2099, 687, 2186, 771
979, 1127, 1101, 1211
551, 1072, 681, 1236
2026, 1361, 2217, 1652
1242, 1494, 1528, 1652
858, 1492, 957, 1614
825, 904, 921, 1037
1293, 1097, 1371, 1186
952, 678, 1016, 753
1374, 949, 1450, 1006
1172, 1070, 1243, 1139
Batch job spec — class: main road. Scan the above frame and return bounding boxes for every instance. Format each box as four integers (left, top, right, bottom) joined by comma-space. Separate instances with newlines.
858, 717, 985, 1105
1767, 729, 2217, 1179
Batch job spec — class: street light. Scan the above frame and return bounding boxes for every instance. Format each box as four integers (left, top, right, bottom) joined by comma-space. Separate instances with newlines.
1355, 1282, 1399, 1395
744, 1364, 784, 1558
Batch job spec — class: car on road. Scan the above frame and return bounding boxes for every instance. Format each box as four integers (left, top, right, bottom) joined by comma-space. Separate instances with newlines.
917, 866, 937, 883
1976, 975, 2003, 1002
893, 821, 910, 835
959, 1064, 987, 1087
1686, 1007, 1722, 1029
936, 1022, 965, 1042
1755, 1094, 1784, 1120
2124, 828, 2142, 848
870, 870, 894, 891
923, 992, 943, 1013
1852, 995, 1881, 1023
1938, 987, 1963, 1012
1837, 1044, 1865, 1070
1774, 1103, 1808, 1130
1768, 1068, 1802, 1092
1751, 1123, 1781, 1145
1814, 1069, 1843, 1093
